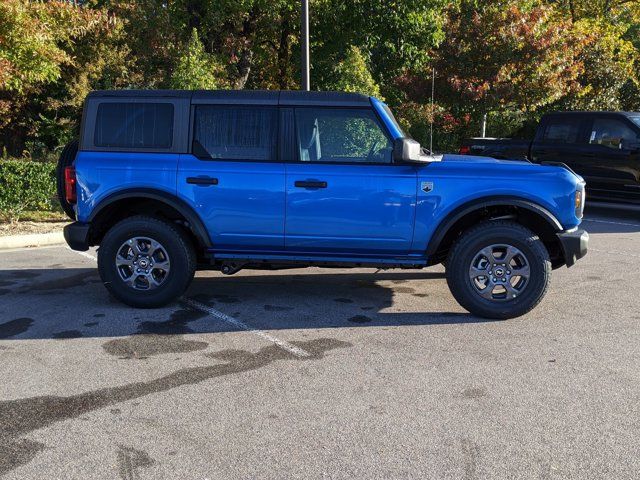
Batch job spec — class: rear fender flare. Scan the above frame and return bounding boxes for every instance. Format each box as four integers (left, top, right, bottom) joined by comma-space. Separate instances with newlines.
88, 189, 212, 248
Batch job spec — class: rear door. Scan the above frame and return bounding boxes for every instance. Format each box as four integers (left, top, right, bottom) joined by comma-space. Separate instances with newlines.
177, 103, 285, 252
530, 115, 591, 169
284, 107, 417, 257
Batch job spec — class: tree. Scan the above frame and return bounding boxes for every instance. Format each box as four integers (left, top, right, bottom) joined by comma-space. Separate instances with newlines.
311, 0, 449, 95
547, 0, 640, 22
163, 0, 300, 89
323, 46, 381, 97
434, 2, 583, 116
561, 19, 638, 110
0, 0, 123, 156
170, 29, 226, 90
544, 0, 640, 111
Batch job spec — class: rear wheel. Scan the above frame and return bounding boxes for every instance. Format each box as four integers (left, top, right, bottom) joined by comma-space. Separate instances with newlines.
56, 140, 79, 220
446, 221, 551, 319
98, 216, 196, 308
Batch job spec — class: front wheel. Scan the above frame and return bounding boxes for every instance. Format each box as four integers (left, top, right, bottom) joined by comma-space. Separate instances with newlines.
98, 216, 196, 308
446, 221, 551, 319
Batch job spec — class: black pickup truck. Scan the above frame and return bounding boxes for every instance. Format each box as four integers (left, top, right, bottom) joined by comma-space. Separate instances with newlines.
459, 111, 640, 204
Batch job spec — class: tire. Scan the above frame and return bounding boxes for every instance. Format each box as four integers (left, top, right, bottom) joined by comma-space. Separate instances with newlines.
56, 140, 79, 220
97, 215, 196, 308
445, 220, 551, 319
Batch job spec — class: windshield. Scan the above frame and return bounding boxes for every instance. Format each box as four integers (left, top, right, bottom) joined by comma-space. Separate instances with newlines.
630, 116, 640, 128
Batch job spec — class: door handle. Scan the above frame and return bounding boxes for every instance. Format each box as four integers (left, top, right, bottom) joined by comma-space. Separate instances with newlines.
294, 180, 327, 189
583, 152, 596, 157
187, 176, 218, 186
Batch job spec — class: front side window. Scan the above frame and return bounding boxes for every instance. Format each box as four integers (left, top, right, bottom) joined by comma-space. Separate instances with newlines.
589, 118, 639, 150
295, 108, 393, 163
541, 118, 582, 144
94, 103, 174, 148
193, 106, 277, 161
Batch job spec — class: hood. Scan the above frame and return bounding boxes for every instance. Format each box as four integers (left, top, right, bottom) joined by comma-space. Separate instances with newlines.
438, 153, 585, 184
440, 153, 532, 167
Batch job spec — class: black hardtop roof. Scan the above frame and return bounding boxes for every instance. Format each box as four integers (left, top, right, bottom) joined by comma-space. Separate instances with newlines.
87, 89, 372, 106
543, 110, 640, 117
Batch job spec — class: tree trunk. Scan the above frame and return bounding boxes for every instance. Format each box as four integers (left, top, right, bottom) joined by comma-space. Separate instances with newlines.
233, 8, 259, 89
234, 49, 254, 89
185, 0, 204, 32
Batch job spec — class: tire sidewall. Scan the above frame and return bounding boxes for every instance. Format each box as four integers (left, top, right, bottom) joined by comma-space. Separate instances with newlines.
98, 218, 193, 307
447, 224, 550, 319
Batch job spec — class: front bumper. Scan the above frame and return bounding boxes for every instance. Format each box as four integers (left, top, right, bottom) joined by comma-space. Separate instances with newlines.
63, 222, 91, 251
557, 228, 588, 267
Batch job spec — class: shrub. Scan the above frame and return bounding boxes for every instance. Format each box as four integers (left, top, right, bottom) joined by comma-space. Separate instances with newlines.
0, 159, 57, 221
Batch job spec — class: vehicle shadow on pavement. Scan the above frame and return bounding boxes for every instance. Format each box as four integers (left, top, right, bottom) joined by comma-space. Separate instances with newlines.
0, 268, 492, 341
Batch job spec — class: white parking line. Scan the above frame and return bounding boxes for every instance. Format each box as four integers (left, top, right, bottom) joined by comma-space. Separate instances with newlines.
583, 218, 640, 228
64, 246, 310, 358
66, 246, 97, 262
182, 298, 310, 358
590, 248, 640, 259
0, 244, 63, 253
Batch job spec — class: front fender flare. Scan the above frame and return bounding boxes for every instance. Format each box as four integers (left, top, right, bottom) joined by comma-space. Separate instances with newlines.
425, 196, 563, 257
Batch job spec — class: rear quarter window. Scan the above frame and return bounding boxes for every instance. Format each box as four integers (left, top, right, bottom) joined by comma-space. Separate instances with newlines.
94, 103, 174, 149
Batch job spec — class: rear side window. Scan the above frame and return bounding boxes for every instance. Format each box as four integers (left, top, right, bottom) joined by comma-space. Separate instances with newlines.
94, 103, 174, 148
541, 118, 582, 144
193, 106, 277, 161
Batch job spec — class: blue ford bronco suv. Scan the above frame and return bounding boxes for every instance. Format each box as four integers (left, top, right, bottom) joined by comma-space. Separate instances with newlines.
59, 90, 588, 319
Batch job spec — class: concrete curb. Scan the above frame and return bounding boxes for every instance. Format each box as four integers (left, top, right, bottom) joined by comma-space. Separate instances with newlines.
0, 231, 65, 250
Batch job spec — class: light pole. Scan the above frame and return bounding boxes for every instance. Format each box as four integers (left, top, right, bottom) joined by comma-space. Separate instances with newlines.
301, 0, 310, 90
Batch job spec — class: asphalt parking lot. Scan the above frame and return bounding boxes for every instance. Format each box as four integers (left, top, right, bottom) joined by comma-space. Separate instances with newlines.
1, 206, 639, 479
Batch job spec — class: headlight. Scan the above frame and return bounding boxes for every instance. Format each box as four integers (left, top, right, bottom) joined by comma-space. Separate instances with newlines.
575, 186, 585, 219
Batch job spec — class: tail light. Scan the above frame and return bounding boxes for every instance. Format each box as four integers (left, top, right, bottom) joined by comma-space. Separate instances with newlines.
64, 166, 77, 203
459, 145, 471, 155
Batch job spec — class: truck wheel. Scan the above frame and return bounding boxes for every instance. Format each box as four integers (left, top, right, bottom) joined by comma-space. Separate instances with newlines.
56, 140, 79, 220
445, 221, 551, 319
97, 216, 196, 308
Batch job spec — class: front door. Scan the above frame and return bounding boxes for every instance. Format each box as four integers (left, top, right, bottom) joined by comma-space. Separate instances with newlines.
285, 107, 417, 257
178, 104, 285, 252
582, 115, 640, 202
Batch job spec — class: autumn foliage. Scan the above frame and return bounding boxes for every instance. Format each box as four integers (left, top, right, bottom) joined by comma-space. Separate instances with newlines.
0, 0, 639, 157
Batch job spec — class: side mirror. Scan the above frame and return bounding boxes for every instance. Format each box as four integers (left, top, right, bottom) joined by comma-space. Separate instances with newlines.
393, 138, 442, 163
